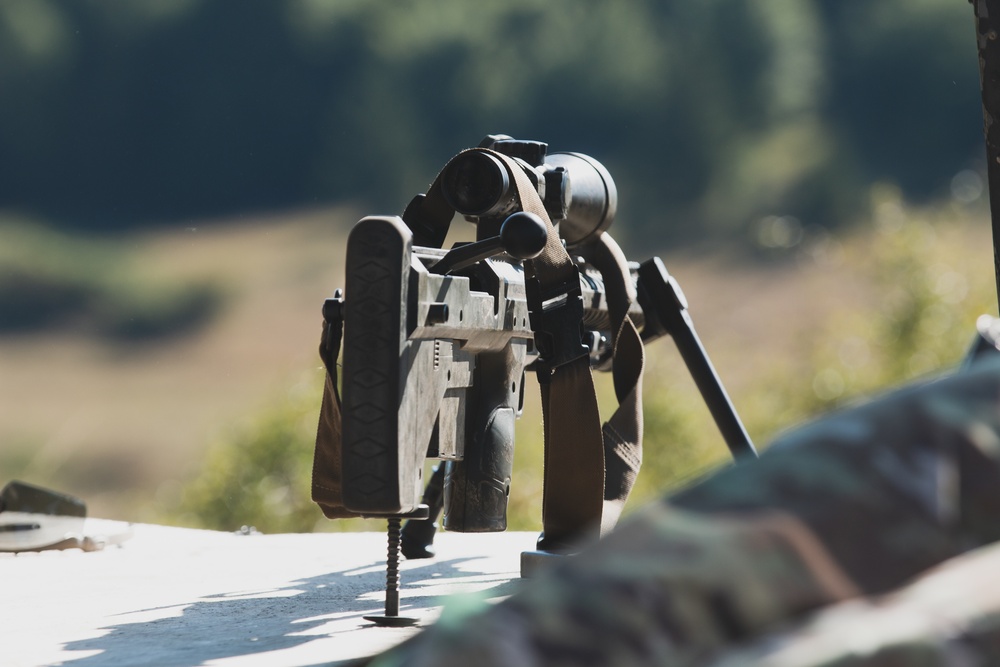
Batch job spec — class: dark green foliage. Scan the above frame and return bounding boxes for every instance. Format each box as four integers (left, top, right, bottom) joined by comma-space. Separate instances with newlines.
171, 378, 385, 533
173, 386, 324, 532
0, 1, 983, 247
0, 219, 223, 340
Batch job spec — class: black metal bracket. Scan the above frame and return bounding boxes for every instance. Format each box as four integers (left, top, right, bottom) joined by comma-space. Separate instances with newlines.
525, 270, 590, 379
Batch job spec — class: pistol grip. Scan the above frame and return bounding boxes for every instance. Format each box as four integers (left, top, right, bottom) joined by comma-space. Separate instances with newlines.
443, 405, 516, 532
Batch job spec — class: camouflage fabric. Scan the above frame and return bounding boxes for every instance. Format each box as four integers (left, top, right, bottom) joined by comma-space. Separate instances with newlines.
360, 356, 1000, 667
708, 539, 1000, 666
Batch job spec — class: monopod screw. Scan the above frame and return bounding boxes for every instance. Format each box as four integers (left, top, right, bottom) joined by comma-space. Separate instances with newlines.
364, 517, 420, 627
384, 518, 402, 616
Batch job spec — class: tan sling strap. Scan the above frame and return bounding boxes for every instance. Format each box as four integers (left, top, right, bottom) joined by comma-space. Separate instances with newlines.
312, 299, 356, 519
579, 234, 645, 533
480, 152, 644, 549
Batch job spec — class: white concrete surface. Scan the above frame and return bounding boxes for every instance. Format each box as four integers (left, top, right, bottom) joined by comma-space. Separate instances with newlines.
2, 523, 536, 667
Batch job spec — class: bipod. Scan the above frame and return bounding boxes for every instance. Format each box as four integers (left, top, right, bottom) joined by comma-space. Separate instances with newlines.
636, 257, 757, 461
399, 465, 446, 560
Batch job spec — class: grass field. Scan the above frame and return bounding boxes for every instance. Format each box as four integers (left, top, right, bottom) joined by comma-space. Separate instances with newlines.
1, 194, 995, 530
0, 208, 356, 520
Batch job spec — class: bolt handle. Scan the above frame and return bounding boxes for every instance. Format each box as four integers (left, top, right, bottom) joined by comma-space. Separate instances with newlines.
499, 212, 548, 259
430, 211, 548, 275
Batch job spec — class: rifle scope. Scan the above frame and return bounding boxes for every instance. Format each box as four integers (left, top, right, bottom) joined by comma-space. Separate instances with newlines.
440, 144, 617, 249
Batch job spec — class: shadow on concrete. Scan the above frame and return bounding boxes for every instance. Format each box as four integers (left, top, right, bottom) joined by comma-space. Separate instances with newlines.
58, 555, 521, 667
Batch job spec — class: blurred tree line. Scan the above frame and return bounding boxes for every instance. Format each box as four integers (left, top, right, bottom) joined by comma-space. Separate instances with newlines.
0, 0, 984, 245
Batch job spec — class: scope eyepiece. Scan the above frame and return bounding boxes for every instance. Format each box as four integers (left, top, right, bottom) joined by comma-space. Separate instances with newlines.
441, 151, 511, 218
439, 139, 618, 249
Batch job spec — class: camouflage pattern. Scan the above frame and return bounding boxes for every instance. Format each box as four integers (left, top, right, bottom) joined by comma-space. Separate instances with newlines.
359, 356, 1000, 667
707, 539, 1000, 666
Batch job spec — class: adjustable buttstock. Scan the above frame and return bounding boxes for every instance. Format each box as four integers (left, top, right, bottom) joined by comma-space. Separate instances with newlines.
340, 216, 415, 514
341, 216, 466, 515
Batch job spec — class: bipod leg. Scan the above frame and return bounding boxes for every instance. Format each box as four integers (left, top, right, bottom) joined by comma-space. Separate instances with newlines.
638, 257, 757, 461
364, 504, 430, 627
400, 464, 445, 559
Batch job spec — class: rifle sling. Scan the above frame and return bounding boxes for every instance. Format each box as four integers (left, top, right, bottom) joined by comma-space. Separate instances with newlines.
583, 235, 645, 533
492, 154, 607, 549
490, 152, 644, 550
312, 316, 356, 519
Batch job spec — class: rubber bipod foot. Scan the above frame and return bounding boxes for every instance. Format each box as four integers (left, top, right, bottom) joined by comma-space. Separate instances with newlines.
400, 538, 435, 560
363, 614, 420, 627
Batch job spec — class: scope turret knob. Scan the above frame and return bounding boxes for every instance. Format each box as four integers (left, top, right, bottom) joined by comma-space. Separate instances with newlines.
491, 139, 549, 167
478, 134, 514, 148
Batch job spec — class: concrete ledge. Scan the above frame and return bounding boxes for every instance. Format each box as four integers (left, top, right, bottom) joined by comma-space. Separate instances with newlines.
3, 523, 535, 667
